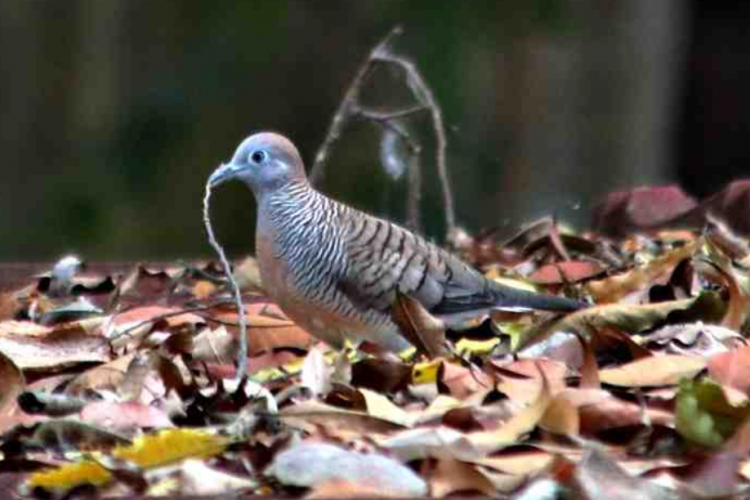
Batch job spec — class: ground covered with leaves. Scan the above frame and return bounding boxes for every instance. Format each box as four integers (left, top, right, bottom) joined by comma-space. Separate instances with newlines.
3, 186, 750, 498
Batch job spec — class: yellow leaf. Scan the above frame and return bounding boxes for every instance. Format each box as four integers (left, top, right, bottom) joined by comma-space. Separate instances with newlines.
455, 337, 500, 356
28, 460, 111, 490
413, 359, 441, 384
27, 429, 229, 492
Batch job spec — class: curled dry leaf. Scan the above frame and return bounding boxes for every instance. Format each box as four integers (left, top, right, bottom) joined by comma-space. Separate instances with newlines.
0, 349, 24, 415
0, 320, 109, 371
708, 345, 750, 395
697, 236, 750, 331
586, 239, 698, 304
391, 291, 448, 358
429, 458, 497, 497
516, 294, 711, 352
64, 352, 136, 396
280, 399, 407, 436
466, 366, 552, 456
599, 355, 706, 387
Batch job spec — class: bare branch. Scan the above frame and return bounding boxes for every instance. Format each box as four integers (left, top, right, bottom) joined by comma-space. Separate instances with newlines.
373, 51, 455, 233
354, 104, 429, 124
310, 26, 403, 186
311, 25, 456, 237
406, 150, 422, 231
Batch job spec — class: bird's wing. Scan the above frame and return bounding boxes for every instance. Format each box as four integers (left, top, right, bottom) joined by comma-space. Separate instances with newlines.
338, 210, 493, 314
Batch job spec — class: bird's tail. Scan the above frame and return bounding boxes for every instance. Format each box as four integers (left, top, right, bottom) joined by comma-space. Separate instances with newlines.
493, 284, 585, 313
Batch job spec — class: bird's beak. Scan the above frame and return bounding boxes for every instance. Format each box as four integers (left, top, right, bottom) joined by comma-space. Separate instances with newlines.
208, 162, 241, 187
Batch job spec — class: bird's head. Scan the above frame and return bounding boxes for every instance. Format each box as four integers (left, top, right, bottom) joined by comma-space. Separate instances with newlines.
209, 132, 307, 195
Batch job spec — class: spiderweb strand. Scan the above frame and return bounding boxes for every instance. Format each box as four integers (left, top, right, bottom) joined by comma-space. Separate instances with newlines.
203, 179, 249, 380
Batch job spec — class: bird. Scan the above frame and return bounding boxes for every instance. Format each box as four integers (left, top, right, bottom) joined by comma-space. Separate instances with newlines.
209, 132, 585, 352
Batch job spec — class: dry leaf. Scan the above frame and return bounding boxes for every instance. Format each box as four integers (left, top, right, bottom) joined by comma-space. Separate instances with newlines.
391, 292, 448, 357
267, 441, 427, 497
599, 355, 706, 387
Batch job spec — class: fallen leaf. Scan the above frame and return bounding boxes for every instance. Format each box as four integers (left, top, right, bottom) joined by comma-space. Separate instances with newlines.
0, 320, 110, 370
267, 441, 427, 497
301, 346, 333, 397
708, 345, 750, 395
529, 261, 604, 285
0, 349, 24, 416
391, 292, 448, 358
429, 458, 497, 497
587, 240, 697, 303
599, 355, 706, 387
80, 401, 174, 430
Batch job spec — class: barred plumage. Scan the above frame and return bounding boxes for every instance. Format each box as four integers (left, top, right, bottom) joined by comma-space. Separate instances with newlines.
209, 132, 585, 351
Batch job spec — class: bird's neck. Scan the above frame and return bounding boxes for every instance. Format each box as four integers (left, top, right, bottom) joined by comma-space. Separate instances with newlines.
258, 180, 323, 230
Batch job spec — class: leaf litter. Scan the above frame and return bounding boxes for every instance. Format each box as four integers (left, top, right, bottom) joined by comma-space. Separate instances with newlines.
2, 213, 750, 498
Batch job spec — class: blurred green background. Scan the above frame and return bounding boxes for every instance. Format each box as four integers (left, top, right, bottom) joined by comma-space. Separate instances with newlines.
1, 1, 747, 260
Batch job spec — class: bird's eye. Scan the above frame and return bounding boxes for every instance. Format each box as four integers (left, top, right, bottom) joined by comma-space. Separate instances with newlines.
250, 150, 267, 164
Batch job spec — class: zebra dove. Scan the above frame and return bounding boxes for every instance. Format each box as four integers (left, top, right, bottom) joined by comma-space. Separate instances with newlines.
209, 133, 584, 351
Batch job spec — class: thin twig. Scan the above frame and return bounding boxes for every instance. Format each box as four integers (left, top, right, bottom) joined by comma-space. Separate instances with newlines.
406, 150, 422, 231
354, 104, 429, 123
373, 51, 455, 233
109, 300, 233, 340
203, 184, 249, 381
310, 25, 456, 237
310, 26, 404, 186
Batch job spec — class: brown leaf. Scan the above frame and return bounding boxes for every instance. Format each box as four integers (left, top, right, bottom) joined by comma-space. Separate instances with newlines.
586, 240, 698, 303
65, 352, 135, 396
0, 349, 24, 416
440, 360, 494, 400
541, 394, 580, 436
529, 261, 605, 285
0, 320, 109, 371
429, 458, 497, 497
351, 358, 412, 393
572, 389, 673, 433
112, 306, 205, 330
491, 358, 568, 403
471, 448, 555, 476
599, 355, 706, 387
592, 185, 697, 238
466, 364, 552, 455
695, 179, 750, 235
697, 234, 750, 331
280, 399, 406, 436
573, 446, 676, 500
578, 334, 601, 390
226, 313, 313, 353
390, 292, 447, 357
708, 345, 750, 395
79, 401, 174, 430
517, 295, 710, 352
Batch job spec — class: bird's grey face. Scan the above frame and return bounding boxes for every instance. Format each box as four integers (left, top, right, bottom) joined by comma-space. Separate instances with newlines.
209, 133, 304, 194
